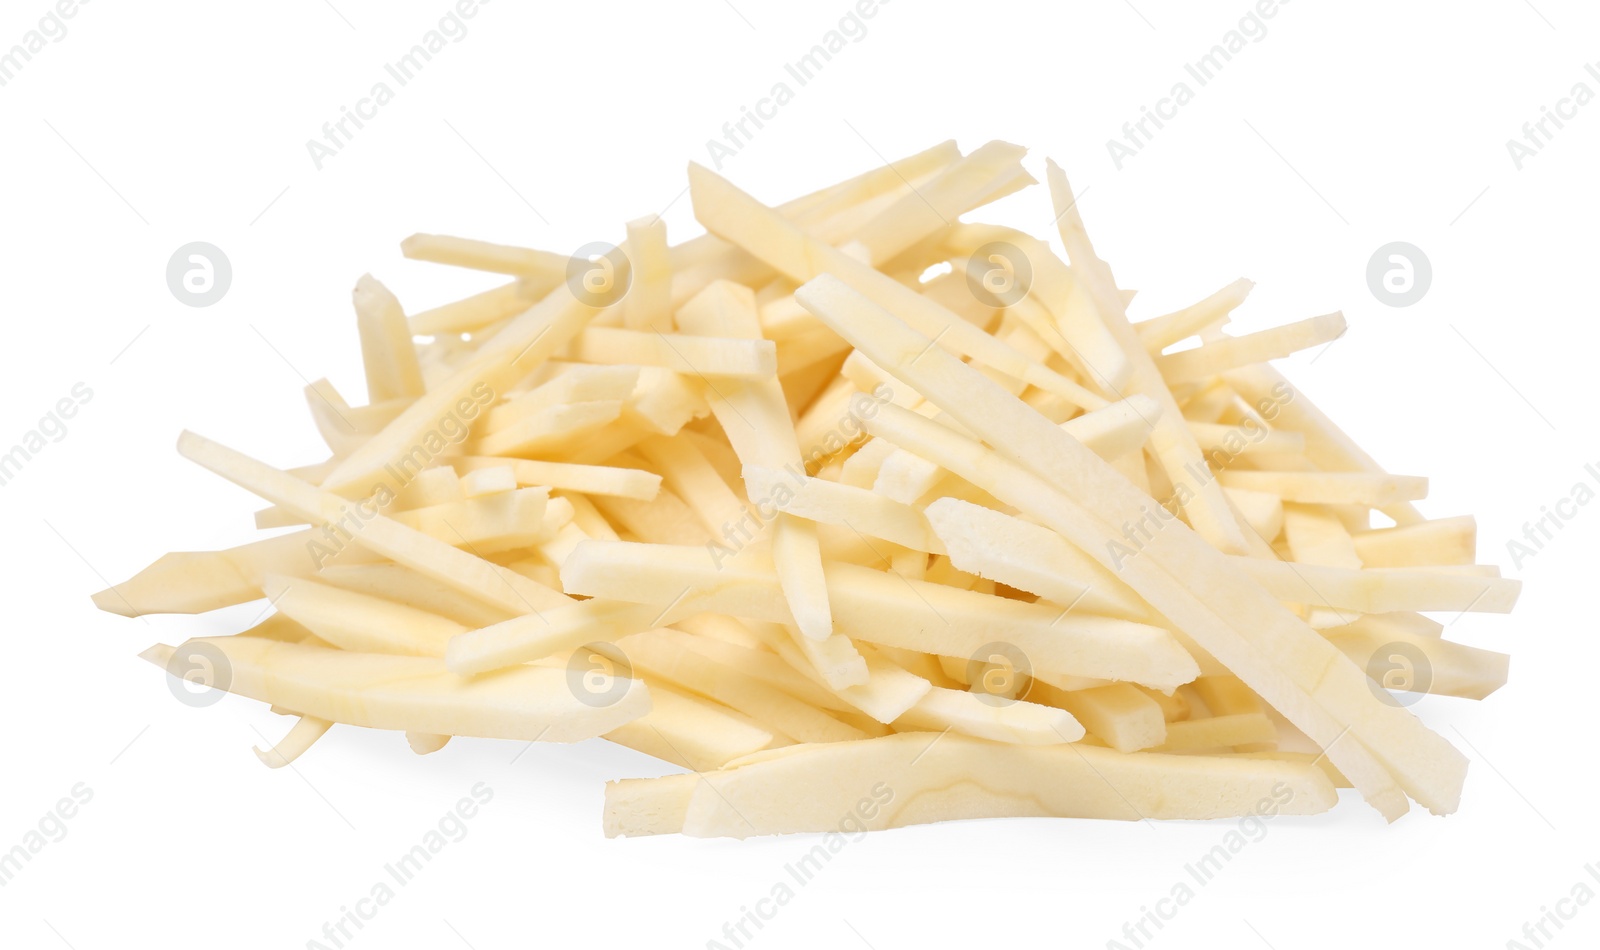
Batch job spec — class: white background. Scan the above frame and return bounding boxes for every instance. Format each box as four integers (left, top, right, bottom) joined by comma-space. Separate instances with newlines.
2, 1, 1595, 947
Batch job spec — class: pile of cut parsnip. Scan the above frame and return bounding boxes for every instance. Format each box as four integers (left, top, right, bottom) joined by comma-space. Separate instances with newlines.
96, 141, 1515, 837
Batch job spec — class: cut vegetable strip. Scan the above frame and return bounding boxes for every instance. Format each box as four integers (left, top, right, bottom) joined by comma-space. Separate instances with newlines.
610, 732, 1337, 838
143, 637, 647, 742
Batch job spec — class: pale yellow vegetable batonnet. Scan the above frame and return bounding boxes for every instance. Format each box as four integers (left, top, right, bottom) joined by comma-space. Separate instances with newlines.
95, 141, 1517, 837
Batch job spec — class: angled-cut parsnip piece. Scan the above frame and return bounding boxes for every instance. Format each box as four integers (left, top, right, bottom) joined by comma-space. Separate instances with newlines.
922, 496, 1153, 622
401, 233, 568, 280
1282, 503, 1364, 568
1323, 626, 1509, 701
1231, 557, 1520, 614
315, 563, 512, 629
565, 326, 776, 380
621, 631, 866, 744
454, 456, 661, 501
92, 529, 381, 617
408, 280, 534, 336
894, 687, 1085, 745
603, 685, 775, 771
623, 216, 672, 332
745, 464, 945, 555
481, 365, 639, 434
1218, 470, 1428, 507
262, 574, 464, 657
1223, 486, 1285, 543
446, 599, 668, 676
1156, 313, 1346, 385
561, 541, 1198, 690
474, 400, 623, 457
1187, 421, 1305, 457
655, 733, 1337, 837
1045, 159, 1248, 553
1351, 515, 1476, 568
1154, 713, 1278, 753
849, 140, 1033, 265
177, 431, 565, 615
1135, 278, 1255, 352
1033, 682, 1166, 753
353, 274, 426, 402
142, 637, 647, 742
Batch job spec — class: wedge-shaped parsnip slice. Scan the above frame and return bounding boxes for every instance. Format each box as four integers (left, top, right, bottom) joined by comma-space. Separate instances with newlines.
480, 365, 639, 434
314, 564, 511, 629
1351, 515, 1476, 568
622, 631, 866, 744
454, 456, 661, 501
1323, 626, 1509, 701
408, 280, 535, 336
446, 600, 668, 676
1032, 682, 1166, 753
603, 684, 776, 771
1217, 470, 1429, 507
1223, 486, 1284, 543
894, 687, 1085, 745
262, 574, 464, 657
1187, 421, 1305, 457
474, 400, 623, 457
1156, 313, 1346, 384
142, 637, 647, 742
849, 140, 1033, 265
1135, 278, 1254, 352
1231, 557, 1520, 614
744, 465, 944, 555
922, 497, 1152, 622
562, 541, 1199, 690
92, 530, 381, 617
792, 276, 1429, 818
623, 216, 672, 332
660, 627, 851, 713
401, 233, 568, 280
177, 431, 566, 615
564, 327, 777, 380
1154, 713, 1278, 754
353, 274, 426, 402
618, 732, 1338, 837
1282, 503, 1364, 568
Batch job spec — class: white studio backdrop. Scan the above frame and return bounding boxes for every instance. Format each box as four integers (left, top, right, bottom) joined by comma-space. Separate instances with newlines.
1, 1, 1595, 947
